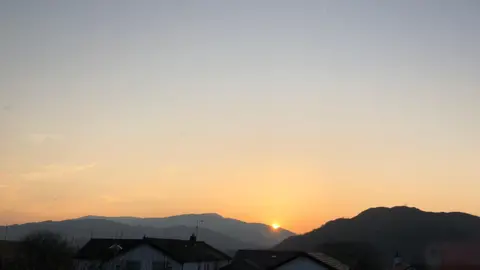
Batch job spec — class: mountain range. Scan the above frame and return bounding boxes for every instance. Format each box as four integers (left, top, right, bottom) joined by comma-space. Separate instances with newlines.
0, 213, 295, 253
4, 206, 480, 269
78, 213, 294, 247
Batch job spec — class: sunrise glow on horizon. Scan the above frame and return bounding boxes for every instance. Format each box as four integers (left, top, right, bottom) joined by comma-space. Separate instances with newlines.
1, 1, 479, 234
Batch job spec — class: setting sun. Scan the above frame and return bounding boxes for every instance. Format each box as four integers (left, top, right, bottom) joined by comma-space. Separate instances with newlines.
272, 223, 280, 230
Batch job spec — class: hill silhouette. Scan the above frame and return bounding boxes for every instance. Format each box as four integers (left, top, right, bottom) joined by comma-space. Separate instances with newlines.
78, 213, 295, 247
0, 218, 260, 253
1, 213, 294, 253
275, 206, 480, 269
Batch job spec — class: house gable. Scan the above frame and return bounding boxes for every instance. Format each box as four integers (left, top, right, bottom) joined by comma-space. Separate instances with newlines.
105, 244, 181, 270
222, 250, 348, 270
75, 238, 231, 270
275, 256, 329, 270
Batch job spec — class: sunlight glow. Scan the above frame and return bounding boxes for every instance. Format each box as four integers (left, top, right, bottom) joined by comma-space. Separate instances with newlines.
272, 223, 280, 230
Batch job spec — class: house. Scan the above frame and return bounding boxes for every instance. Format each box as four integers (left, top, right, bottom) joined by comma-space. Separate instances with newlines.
74, 235, 231, 270
220, 250, 349, 270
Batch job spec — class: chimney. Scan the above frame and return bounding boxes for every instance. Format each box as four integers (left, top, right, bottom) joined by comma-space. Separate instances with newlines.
189, 233, 197, 243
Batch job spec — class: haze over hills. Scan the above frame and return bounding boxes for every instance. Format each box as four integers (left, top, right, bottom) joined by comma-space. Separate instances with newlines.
78, 213, 295, 247
0, 213, 294, 252
0, 218, 261, 253
275, 206, 480, 269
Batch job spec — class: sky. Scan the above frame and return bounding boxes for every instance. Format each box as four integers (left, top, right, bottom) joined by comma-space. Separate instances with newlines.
0, 1, 479, 233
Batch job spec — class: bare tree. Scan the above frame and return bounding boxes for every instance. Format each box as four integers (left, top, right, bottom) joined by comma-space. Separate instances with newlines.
15, 231, 74, 270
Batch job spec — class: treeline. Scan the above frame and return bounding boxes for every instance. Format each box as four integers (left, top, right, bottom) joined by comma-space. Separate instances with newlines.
2, 231, 74, 270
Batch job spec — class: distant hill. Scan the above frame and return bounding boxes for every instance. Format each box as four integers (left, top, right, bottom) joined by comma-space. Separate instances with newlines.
275, 206, 480, 269
78, 213, 295, 247
0, 218, 260, 252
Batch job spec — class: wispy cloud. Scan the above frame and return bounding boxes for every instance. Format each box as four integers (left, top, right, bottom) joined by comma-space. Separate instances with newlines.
27, 133, 64, 145
21, 163, 97, 181
0, 184, 8, 188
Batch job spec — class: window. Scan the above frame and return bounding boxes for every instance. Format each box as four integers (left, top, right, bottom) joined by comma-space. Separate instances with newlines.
204, 263, 210, 270
126, 261, 141, 270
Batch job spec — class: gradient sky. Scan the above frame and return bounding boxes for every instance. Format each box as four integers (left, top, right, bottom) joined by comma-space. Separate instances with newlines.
0, 1, 479, 233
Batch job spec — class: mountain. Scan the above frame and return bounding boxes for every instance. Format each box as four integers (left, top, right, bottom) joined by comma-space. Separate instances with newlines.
0, 218, 260, 252
275, 206, 480, 269
78, 213, 295, 247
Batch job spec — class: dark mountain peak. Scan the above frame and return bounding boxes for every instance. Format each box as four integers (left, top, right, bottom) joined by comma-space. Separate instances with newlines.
314, 218, 348, 232
275, 206, 480, 269
389, 206, 423, 213
200, 213, 224, 218
355, 206, 423, 220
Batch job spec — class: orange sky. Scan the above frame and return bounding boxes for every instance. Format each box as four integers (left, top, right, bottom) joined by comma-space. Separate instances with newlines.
1, 155, 479, 233
1, 1, 480, 234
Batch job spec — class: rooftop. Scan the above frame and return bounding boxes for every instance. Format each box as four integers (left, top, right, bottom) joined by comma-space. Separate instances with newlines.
75, 237, 231, 263
222, 250, 349, 270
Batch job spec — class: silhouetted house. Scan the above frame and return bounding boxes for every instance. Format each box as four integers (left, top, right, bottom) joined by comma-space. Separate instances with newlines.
74, 235, 231, 270
220, 250, 349, 270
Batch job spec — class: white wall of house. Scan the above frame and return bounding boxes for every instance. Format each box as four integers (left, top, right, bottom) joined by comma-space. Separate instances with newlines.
105, 244, 181, 270
276, 257, 328, 270
74, 245, 230, 270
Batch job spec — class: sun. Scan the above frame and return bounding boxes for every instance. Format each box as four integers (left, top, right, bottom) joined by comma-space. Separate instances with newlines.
271, 223, 280, 230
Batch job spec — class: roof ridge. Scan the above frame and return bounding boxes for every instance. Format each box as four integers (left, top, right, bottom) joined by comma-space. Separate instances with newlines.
244, 259, 262, 269
76, 237, 230, 263
306, 252, 350, 270
145, 237, 203, 242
